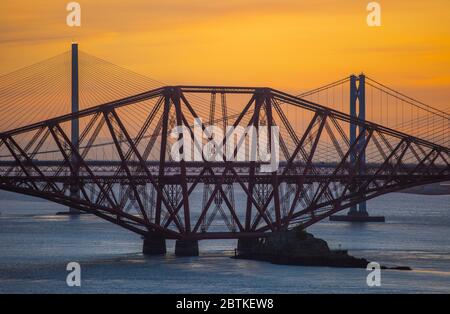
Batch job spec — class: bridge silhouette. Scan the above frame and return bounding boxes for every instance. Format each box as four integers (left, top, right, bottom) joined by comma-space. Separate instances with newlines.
0, 44, 448, 256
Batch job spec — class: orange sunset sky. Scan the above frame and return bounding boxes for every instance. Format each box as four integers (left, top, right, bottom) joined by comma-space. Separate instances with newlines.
0, 0, 449, 109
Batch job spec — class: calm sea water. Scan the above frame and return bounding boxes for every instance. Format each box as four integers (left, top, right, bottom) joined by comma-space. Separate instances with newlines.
0, 190, 449, 294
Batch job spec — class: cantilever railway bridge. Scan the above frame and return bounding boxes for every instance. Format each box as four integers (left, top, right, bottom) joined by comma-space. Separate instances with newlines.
0, 44, 448, 255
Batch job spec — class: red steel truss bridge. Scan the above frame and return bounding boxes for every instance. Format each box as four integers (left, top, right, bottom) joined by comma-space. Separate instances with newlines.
0, 45, 449, 255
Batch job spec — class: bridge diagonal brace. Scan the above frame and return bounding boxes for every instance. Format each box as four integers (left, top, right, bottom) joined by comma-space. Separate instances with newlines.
1, 137, 40, 191
51, 124, 119, 209
407, 147, 438, 176
264, 94, 282, 228
256, 113, 326, 230
305, 127, 373, 219
96, 100, 163, 210
181, 90, 275, 231
115, 98, 164, 211
44, 114, 103, 194
357, 138, 406, 193
192, 173, 222, 233
420, 150, 442, 176
155, 93, 171, 226
48, 126, 91, 203
8, 135, 62, 194
228, 166, 276, 232
437, 151, 450, 175
164, 167, 208, 229
378, 132, 409, 174
333, 129, 375, 205
245, 93, 263, 230
106, 109, 185, 233
192, 167, 244, 234
171, 88, 192, 234
257, 112, 321, 228
103, 111, 152, 227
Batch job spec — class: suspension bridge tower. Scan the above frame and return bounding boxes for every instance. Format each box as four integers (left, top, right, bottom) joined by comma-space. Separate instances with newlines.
330, 74, 385, 223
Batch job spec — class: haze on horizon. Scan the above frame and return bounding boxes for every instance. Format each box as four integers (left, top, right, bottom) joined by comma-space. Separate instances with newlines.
0, 0, 449, 110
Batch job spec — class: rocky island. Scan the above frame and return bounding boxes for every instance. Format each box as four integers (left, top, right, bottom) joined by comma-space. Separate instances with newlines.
234, 228, 410, 270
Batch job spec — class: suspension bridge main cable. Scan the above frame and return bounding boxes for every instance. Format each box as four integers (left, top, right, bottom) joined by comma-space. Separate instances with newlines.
297, 77, 350, 99
366, 76, 449, 119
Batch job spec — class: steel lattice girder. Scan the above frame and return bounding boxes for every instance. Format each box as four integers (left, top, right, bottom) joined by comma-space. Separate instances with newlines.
0, 86, 448, 240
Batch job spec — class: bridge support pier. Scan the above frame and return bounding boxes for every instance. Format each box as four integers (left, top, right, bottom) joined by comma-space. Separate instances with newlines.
237, 238, 259, 255
175, 240, 199, 257
142, 235, 167, 255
